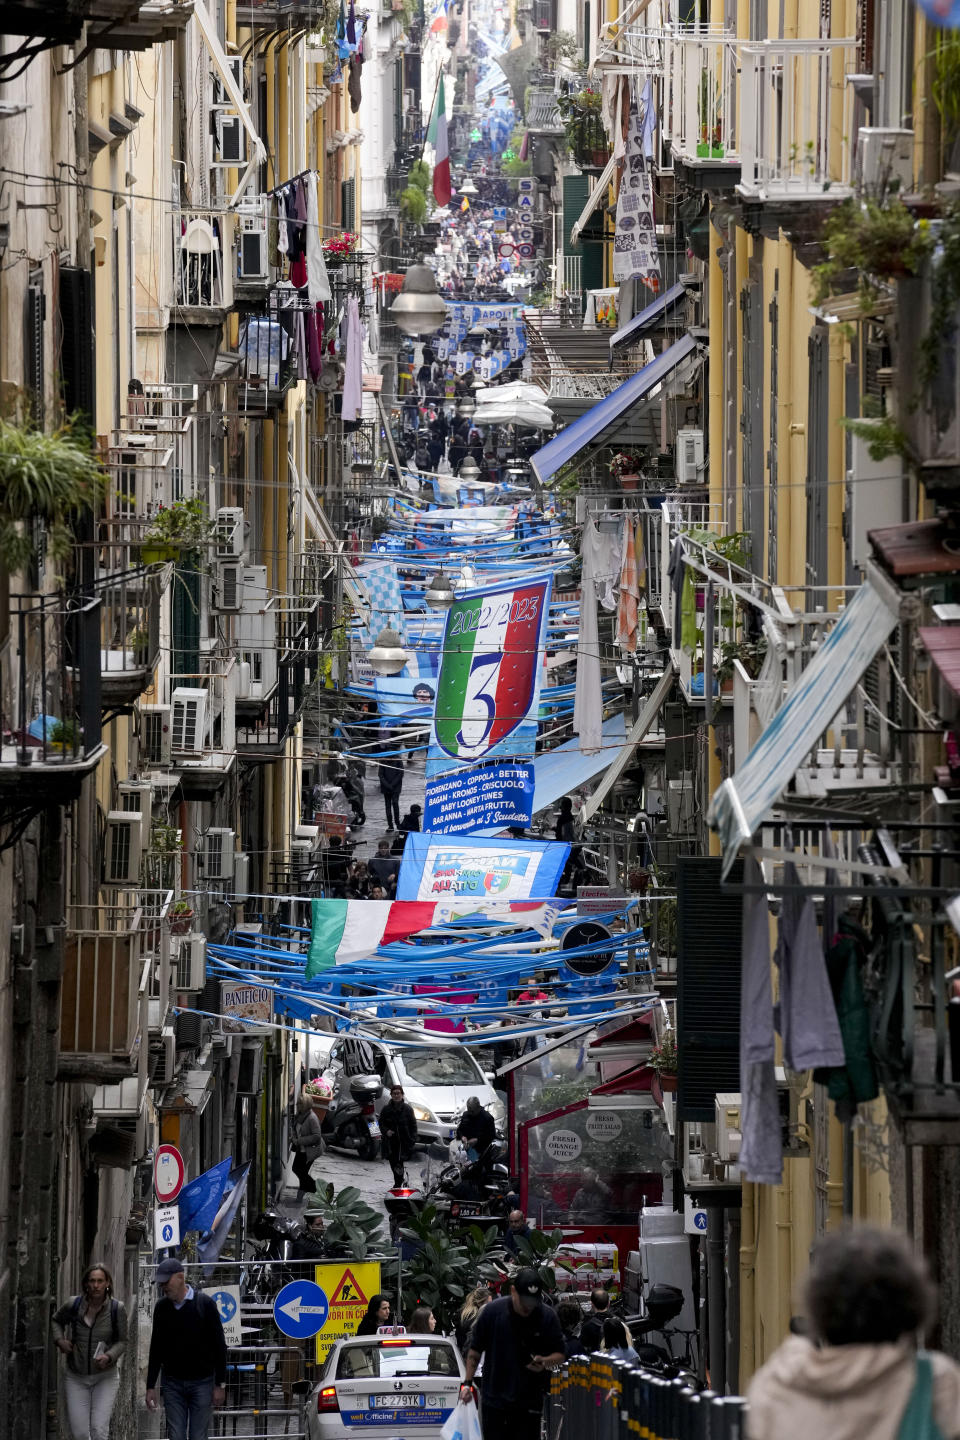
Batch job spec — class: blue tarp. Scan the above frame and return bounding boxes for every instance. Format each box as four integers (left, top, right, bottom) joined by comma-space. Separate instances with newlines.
530, 332, 698, 485
609, 281, 687, 353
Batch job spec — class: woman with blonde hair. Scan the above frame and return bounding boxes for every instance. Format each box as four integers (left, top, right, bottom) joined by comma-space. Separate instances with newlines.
457, 1285, 492, 1353
52, 1262, 128, 1440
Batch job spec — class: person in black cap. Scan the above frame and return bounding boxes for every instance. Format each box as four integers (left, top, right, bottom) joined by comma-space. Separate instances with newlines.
461, 1268, 564, 1440
145, 1258, 227, 1440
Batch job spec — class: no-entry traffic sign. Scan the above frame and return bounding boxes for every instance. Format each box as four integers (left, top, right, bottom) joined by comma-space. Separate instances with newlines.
154, 1144, 185, 1203
274, 1280, 329, 1339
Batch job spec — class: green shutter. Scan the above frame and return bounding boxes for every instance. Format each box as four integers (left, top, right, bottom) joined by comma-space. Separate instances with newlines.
562, 173, 590, 255
172, 562, 201, 678
676, 856, 743, 1122
341, 177, 356, 231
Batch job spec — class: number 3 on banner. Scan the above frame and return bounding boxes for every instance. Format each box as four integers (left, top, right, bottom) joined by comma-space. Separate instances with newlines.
456, 654, 501, 752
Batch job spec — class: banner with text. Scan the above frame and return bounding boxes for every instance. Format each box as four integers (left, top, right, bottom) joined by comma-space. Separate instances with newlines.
396, 831, 569, 901
424, 762, 534, 834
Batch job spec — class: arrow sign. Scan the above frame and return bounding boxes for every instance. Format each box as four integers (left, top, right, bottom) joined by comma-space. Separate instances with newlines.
274, 1280, 329, 1339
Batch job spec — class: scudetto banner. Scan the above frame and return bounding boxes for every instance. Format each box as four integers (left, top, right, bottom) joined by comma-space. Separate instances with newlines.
427, 575, 552, 778
396, 831, 569, 901
423, 761, 535, 834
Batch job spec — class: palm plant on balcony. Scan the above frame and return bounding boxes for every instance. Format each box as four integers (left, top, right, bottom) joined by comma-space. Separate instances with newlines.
400, 184, 428, 225
0, 414, 104, 573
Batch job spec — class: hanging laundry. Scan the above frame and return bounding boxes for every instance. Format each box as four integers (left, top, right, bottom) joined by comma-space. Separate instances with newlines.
616, 518, 640, 653
276, 189, 289, 256
812, 915, 880, 1118
348, 53, 363, 113
574, 517, 621, 755
341, 295, 363, 423
306, 306, 323, 383
305, 172, 331, 305
738, 858, 783, 1185
774, 862, 846, 1072
634, 517, 647, 594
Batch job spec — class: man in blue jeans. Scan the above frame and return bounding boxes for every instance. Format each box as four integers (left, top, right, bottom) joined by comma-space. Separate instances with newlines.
145, 1257, 227, 1439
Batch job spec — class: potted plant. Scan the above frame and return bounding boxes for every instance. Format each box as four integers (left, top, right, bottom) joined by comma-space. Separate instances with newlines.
49, 717, 80, 753
169, 900, 194, 936
650, 1027, 678, 1094
609, 451, 643, 490
141, 496, 214, 561
812, 197, 934, 308
303, 1075, 334, 1117
126, 624, 149, 655
0, 414, 104, 574
322, 232, 358, 267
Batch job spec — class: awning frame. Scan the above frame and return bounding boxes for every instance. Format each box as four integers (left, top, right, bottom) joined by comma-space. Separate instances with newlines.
570, 156, 618, 246
609, 280, 687, 356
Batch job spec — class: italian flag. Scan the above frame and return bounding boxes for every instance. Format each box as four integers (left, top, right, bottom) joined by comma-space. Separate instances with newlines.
306, 898, 560, 978
433, 74, 451, 208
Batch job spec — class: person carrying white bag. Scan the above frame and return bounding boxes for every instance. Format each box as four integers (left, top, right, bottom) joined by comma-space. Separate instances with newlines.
457, 1269, 565, 1440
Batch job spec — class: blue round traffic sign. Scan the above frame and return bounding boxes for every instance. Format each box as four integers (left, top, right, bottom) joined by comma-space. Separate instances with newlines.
274, 1280, 329, 1339
210, 1289, 238, 1323
161, 1223, 174, 1243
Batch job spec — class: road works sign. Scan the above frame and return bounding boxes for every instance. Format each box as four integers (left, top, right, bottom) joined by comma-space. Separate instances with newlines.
313, 1261, 382, 1364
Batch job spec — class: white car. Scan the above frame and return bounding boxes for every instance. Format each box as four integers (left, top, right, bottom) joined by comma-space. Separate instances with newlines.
305, 1333, 465, 1440
324, 1035, 506, 1148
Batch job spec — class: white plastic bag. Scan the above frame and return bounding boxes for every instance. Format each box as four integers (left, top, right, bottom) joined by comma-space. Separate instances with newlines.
441, 1398, 483, 1440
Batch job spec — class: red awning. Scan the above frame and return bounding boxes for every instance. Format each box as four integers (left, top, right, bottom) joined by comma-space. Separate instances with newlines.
920, 626, 960, 700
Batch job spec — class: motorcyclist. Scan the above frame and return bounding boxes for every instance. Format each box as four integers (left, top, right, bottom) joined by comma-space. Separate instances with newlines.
456, 1096, 496, 1161
290, 1214, 327, 1261
380, 1084, 418, 1187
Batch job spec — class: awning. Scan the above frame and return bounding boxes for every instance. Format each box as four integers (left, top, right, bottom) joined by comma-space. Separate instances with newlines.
920, 625, 960, 699
609, 281, 686, 353
531, 332, 699, 486
708, 578, 901, 878
570, 156, 617, 245
472, 714, 628, 836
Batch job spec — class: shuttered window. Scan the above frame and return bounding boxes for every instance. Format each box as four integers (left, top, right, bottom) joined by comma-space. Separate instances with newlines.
676, 856, 743, 1122
767, 275, 779, 582
341, 177, 356, 232
805, 325, 830, 608
59, 266, 96, 423
740, 268, 764, 576
25, 268, 45, 427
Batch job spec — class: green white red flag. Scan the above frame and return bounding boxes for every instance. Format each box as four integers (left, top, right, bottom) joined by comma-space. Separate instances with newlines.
433, 74, 451, 207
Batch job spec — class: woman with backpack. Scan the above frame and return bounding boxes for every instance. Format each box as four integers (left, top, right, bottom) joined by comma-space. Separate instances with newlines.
52, 1263, 128, 1440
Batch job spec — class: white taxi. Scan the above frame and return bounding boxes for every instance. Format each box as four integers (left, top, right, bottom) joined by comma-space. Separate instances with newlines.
305, 1331, 465, 1440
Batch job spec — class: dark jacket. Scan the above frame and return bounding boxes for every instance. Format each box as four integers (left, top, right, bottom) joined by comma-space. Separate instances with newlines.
379, 759, 404, 798
456, 1105, 496, 1151
146, 1290, 227, 1387
380, 1099, 417, 1149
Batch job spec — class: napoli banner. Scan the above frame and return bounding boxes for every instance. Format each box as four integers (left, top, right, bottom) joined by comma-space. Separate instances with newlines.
178, 1158, 232, 1236
427, 575, 552, 776
424, 762, 535, 834
396, 831, 569, 901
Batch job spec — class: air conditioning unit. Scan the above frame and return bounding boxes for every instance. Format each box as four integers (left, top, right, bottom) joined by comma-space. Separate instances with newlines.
202, 827, 235, 881
215, 112, 246, 166
149, 1026, 177, 1086
174, 933, 207, 991
104, 811, 144, 885
715, 1092, 742, 1162
171, 687, 207, 754
215, 506, 245, 559
846, 427, 904, 572
213, 54, 244, 105
858, 127, 913, 196
675, 428, 705, 484
117, 780, 153, 849
236, 1041, 264, 1095
140, 704, 173, 767
237, 204, 268, 280
233, 853, 250, 899
293, 824, 322, 851
215, 561, 243, 612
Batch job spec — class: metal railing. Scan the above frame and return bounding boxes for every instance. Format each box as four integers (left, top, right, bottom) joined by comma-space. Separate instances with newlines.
172, 208, 234, 312
94, 534, 163, 689
664, 26, 741, 166
0, 590, 103, 771
738, 38, 858, 199
549, 1354, 747, 1440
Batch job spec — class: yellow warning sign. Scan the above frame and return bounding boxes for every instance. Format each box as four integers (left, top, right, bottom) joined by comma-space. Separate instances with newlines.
313, 1261, 382, 1365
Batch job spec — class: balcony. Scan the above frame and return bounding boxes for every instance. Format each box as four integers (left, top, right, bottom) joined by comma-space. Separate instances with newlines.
230, 287, 307, 415
0, 0, 190, 45
0, 592, 106, 806
166, 659, 238, 796
663, 28, 741, 183
105, 431, 176, 524
91, 528, 164, 708
59, 897, 159, 1081
172, 209, 235, 326
527, 89, 565, 139
236, 610, 320, 759
737, 39, 858, 204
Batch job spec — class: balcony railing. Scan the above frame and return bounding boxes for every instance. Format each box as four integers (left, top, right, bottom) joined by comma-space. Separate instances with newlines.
92, 530, 164, 704
60, 897, 158, 1077
233, 287, 307, 413
738, 39, 857, 201
172, 209, 235, 317
0, 591, 104, 786
664, 27, 741, 169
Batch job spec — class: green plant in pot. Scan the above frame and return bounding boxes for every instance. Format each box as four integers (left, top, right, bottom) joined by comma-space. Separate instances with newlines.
169, 899, 194, 935
149, 823, 183, 854
141, 497, 214, 562
0, 414, 104, 573
609, 451, 644, 489
49, 717, 80, 753
649, 1027, 678, 1092
812, 197, 934, 309
400, 185, 428, 225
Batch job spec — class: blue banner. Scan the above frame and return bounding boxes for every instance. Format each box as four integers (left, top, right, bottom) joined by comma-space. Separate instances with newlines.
424, 762, 534, 834
197, 1161, 252, 1271
178, 1158, 232, 1236
396, 830, 569, 901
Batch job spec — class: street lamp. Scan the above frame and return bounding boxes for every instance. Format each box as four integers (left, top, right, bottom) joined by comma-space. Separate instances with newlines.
425, 570, 456, 609
457, 394, 476, 419
368, 626, 409, 676
390, 262, 449, 337
459, 456, 481, 482
460, 177, 478, 196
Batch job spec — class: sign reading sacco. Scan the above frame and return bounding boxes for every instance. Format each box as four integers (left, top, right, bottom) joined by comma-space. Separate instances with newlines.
544, 1129, 582, 1163
585, 1110, 624, 1143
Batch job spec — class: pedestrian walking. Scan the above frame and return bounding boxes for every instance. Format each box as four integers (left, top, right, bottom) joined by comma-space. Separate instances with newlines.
53, 1263, 127, 1440
398, 803, 422, 834
746, 1226, 960, 1440
145, 1258, 227, 1440
456, 1286, 492, 1354
461, 1269, 565, 1440
455, 1095, 496, 1160
291, 1090, 324, 1198
578, 1287, 612, 1352
380, 1083, 418, 1187
378, 753, 404, 830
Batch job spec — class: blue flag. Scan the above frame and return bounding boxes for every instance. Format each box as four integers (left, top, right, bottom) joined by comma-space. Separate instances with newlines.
177, 1158, 231, 1235
198, 1162, 252, 1271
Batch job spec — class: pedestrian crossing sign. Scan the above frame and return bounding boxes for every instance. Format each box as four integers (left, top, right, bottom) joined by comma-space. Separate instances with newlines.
314, 1261, 382, 1364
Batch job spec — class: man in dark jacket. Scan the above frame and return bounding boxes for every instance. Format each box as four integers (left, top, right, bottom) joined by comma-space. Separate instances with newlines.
578, 1287, 611, 1353
456, 1095, 496, 1160
462, 1269, 565, 1440
145, 1258, 227, 1439
379, 753, 404, 830
380, 1084, 418, 1187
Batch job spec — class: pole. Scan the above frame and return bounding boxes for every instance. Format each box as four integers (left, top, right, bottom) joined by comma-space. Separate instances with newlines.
419, 64, 445, 167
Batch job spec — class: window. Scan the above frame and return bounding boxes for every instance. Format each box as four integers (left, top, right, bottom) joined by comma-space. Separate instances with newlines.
805, 325, 830, 608
337, 1343, 460, 1380
397, 1047, 481, 1086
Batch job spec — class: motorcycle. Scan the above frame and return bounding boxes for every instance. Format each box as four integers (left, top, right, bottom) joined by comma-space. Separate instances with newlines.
384, 1141, 518, 1242
320, 1072, 382, 1161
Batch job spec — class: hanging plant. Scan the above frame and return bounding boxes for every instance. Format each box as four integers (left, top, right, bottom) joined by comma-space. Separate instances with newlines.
407, 159, 432, 194
400, 185, 428, 225
812, 197, 934, 307
0, 415, 104, 572
142, 497, 214, 556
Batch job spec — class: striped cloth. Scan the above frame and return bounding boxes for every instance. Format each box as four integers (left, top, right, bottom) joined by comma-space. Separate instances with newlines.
617, 520, 641, 653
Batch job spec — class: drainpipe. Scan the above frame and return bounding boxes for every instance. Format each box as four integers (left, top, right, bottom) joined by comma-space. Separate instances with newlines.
707, 1206, 726, 1392
739, 1179, 757, 1383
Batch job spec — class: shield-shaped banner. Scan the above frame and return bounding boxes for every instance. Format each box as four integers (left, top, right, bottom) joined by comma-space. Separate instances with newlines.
429, 575, 552, 768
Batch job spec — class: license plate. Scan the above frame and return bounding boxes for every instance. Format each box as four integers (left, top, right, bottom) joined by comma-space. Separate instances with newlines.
367, 1119, 381, 1138
370, 1395, 424, 1409
455, 1203, 483, 1217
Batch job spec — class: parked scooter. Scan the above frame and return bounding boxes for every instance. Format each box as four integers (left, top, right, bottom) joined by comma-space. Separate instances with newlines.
383, 1141, 518, 1242
320, 1072, 382, 1160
